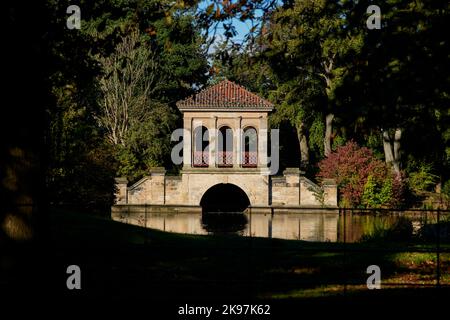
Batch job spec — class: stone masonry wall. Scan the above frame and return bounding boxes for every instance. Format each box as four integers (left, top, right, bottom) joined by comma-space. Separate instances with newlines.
115, 168, 337, 208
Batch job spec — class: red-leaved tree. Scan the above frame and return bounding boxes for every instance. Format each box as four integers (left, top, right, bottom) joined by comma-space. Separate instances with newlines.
318, 141, 388, 207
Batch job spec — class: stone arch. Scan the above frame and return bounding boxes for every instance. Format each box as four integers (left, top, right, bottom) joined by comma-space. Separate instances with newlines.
189, 174, 265, 207
200, 183, 250, 212
217, 123, 234, 130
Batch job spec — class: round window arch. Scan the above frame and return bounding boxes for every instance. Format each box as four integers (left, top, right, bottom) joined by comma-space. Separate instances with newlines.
193, 126, 209, 167
218, 126, 233, 167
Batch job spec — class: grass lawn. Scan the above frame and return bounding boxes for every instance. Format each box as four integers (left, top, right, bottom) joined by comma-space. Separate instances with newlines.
3, 209, 449, 310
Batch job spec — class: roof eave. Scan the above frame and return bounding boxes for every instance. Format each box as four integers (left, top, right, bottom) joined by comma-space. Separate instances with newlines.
177, 106, 274, 112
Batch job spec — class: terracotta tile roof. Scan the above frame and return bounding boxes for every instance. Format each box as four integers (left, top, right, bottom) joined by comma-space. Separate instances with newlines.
176, 79, 274, 110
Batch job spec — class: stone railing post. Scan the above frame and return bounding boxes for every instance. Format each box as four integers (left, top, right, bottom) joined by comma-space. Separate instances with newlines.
322, 179, 338, 207
149, 167, 166, 204
283, 168, 302, 205
115, 177, 128, 204
283, 168, 302, 185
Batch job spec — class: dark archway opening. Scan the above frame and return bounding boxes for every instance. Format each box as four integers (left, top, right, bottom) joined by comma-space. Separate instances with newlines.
242, 126, 257, 167
200, 184, 250, 234
200, 183, 250, 212
193, 125, 209, 167
218, 126, 233, 167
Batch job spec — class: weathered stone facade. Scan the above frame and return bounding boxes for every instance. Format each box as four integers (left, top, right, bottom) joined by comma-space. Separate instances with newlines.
115, 167, 337, 209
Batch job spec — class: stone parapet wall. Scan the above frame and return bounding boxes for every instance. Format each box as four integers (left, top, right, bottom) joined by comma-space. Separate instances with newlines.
114, 167, 337, 208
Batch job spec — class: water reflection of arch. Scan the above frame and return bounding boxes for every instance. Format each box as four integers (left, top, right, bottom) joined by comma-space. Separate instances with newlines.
218, 125, 233, 167
193, 125, 209, 167
242, 126, 257, 167
195, 182, 252, 234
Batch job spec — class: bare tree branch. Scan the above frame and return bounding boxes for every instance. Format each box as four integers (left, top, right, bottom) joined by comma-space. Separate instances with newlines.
95, 30, 163, 147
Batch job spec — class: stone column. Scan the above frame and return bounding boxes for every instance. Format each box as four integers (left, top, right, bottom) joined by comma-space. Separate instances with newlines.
183, 116, 192, 169
258, 116, 268, 168
115, 177, 128, 204
283, 168, 301, 205
234, 116, 242, 168
192, 118, 204, 167
208, 116, 217, 167
322, 178, 338, 207
149, 167, 166, 204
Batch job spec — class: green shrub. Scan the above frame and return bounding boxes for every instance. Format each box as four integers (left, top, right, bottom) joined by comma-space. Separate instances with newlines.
362, 175, 394, 208
379, 178, 393, 204
331, 135, 346, 151
442, 180, 450, 199
362, 175, 381, 208
408, 162, 438, 193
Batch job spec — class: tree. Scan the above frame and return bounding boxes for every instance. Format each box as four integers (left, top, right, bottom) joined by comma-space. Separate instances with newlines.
44, 0, 209, 207
340, 0, 450, 175
96, 30, 160, 147
266, 0, 363, 166
209, 39, 274, 96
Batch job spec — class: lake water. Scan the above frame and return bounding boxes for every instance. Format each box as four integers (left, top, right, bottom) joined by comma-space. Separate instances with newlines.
115, 210, 449, 242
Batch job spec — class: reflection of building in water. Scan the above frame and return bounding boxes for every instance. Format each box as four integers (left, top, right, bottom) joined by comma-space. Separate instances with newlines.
115, 210, 448, 243
146, 213, 208, 235
243, 213, 338, 241
116, 212, 338, 242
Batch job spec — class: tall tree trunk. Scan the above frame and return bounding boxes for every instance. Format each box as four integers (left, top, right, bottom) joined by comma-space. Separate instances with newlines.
382, 128, 402, 174
324, 113, 334, 157
296, 122, 309, 168
393, 128, 402, 168
382, 129, 394, 163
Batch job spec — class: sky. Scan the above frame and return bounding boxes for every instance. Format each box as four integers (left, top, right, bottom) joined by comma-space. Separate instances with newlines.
198, 0, 266, 52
